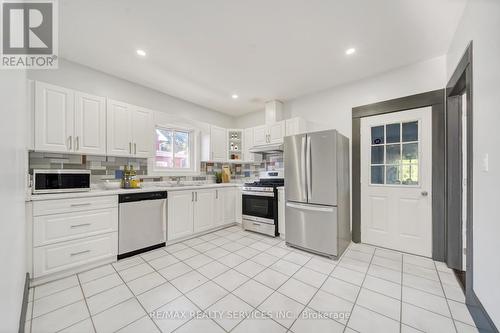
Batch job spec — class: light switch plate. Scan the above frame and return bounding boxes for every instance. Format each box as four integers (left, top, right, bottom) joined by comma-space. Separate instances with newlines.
482, 153, 489, 172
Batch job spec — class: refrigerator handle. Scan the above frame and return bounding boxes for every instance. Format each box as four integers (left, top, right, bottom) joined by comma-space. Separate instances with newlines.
286, 202, 334, 212
306, 135, 312, 200
301, 136, 307, 199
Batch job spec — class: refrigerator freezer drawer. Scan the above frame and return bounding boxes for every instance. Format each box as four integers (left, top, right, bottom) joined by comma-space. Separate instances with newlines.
285, 202, 338, 257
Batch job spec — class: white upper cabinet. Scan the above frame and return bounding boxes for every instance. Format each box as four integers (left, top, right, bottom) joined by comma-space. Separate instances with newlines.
210, 125, 227, 162
35, 82, 106, 155
106, 99, 132, 157
74, 92, 106, 155
252, 121, 285, 146
243, 127, 256, 162
268, 121, 285, 144
106, 99, 153, 157
131, 106, 154, 158
35, 82, 75, 153
253, 125, 267, 146
285, 117, 307, 137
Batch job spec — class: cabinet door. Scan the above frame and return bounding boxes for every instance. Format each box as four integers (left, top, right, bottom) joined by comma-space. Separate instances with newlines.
131, 107, 154, 158
253, 125, 267, 146
74, 92, 106, 155
278, 189, 285, 236
210, 126, 227, 161
35, 82, 74, 152
223, 188, 237, 224
235, 187, 242, 223
269, 121, 285, 144
106, 99, 132, 157
214, 189, 225, 226
285, 118, 306, 137
167, 191, 194, 241
193, 189, 215, 232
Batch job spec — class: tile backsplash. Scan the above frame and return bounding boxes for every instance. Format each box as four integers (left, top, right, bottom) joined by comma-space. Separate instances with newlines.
28, 152, 281, 184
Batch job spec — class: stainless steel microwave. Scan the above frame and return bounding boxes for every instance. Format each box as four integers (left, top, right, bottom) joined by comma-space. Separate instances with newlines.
33, 169, 91, 194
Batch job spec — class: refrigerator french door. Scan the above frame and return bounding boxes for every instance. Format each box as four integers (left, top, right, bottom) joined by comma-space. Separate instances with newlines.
284, 130, 350, 258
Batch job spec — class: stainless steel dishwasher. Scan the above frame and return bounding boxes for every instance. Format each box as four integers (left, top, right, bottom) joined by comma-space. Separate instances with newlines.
118, 191, 167, 259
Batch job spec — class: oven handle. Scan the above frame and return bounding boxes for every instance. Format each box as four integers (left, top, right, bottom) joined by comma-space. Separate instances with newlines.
242, 191, 275, 197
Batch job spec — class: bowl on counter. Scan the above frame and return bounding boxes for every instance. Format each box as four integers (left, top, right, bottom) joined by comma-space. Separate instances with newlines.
103, 180, 121, 190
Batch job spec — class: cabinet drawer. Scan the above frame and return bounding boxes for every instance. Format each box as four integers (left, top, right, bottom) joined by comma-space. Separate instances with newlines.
33, 196, 118, 216
34, 208, 118, 247
33, 232, 117, 278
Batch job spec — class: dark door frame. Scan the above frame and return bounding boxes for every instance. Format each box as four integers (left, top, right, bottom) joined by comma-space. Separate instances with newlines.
351, 89, 446, 261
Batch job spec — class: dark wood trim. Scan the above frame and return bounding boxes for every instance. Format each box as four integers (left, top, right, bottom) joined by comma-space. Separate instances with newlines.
19, 273, 29, 333
351, 89, 446, 261
352, 89, 444, 119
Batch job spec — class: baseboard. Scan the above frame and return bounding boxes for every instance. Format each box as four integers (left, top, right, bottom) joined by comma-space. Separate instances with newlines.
468, 289, 498, 333
18, 273, 30, 333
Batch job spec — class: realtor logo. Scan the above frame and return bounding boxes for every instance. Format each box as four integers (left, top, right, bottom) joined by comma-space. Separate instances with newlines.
1, 0, 58, 69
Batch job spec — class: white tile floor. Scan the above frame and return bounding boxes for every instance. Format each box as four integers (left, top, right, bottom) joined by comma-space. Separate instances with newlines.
25, 226, 484, 333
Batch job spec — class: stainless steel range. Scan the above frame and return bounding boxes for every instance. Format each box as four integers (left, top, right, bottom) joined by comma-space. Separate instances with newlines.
242, 170, 284, 237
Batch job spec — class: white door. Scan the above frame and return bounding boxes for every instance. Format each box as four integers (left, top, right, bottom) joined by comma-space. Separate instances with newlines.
74, 92, 106, 155
35, 82, 74, 153
253, 125, 267, 146
193, 190, 215, 232
106, 99, 132, 157
210, 126, 227, 161
361, 107, 432, 257
269, 121, 285, 144
167, 191, 194, 241
223, 188, 236, 224
214, 189, 225, 226
131, 107, 153, 158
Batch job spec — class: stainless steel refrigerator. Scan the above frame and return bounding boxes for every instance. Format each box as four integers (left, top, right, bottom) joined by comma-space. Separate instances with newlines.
284, 129, 351, 258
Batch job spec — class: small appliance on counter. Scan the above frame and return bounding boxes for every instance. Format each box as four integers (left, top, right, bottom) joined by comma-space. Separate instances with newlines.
242, 170, 284, 237
32, 169, 91, 194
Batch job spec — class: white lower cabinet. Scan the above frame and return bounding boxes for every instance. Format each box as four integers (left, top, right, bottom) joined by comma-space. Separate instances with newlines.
34, 233, 117, 278
167, 190, 194, 240
278, 188, 285, 237
168, 187, 240, 242
31, 196, 118, 281
193, 189, 215, 233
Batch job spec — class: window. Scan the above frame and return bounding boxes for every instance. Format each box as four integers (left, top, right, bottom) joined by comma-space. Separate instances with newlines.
370, 121, 419, 185
155, 127, 193, 171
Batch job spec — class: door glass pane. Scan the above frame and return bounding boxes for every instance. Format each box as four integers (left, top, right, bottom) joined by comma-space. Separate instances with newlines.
386, 123, 400, 143
401, 163, 419, 185
386, 165, 401, 184
371, 126, 384, 145
402, 121, 418, 142
386, 144, 401, 164
173, 131, 190, 169
371, 166, 384, 184
402, 143, 418, 163
155, 128, 173, 168
371, 146, 384, 164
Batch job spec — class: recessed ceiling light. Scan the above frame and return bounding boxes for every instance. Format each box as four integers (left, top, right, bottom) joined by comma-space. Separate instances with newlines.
136, 49, 147, 57
345, 48, 356, 55
231, 94, 239, 99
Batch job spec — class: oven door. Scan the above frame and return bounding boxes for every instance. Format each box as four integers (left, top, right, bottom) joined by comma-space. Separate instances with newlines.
242, 192, 276, 224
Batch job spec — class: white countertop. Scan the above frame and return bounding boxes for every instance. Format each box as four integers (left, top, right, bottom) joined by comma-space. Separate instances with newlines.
28, 183, 243, 201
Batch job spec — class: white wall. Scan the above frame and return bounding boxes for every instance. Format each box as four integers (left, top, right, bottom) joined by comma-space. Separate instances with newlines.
27, 59, 235, 128
447, 0, 500, 327
0, 71, 27, 331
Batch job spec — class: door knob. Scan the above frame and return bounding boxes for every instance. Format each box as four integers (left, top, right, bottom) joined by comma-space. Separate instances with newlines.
421, 191, 428, 197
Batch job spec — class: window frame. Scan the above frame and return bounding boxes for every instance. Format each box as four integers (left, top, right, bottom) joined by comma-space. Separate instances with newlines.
369, 119, 421, 187
149, 125, 199, 176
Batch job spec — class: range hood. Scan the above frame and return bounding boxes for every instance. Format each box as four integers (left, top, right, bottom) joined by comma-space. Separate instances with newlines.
248, 100, 284, 154
249, 143, 283, 154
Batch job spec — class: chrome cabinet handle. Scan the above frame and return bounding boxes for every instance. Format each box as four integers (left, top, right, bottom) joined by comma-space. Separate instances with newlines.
253, 222, 260, 226
195, 192, 198, 202
75, 136, 79, 151
134, 143, 137, 155
216, 190, 218, 199
192, 192, 194, 202
70, 223, 91, 228
68, 136, 72, 150
421, 191, 429, 197
70, 250, 90, 256
129, 142, 132, 154
70, 203, 91, 207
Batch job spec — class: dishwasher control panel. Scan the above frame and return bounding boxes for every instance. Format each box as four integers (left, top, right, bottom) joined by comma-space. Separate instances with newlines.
118, 191, 167, 203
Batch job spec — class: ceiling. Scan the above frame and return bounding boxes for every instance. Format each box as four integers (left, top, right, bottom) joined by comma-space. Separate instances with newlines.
60, 0, 466, 116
